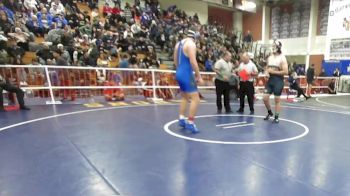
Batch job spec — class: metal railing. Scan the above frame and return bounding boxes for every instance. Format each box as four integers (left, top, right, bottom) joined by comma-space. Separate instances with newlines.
0, 65, 340, 104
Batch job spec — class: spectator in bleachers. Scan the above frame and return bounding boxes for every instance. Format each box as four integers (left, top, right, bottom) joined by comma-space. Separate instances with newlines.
57, 43, 71, 65
204, 54, 214, 72
37, 44, 53, 64
243, 30, 253, 50
7, 41, 25, 65
128, 48, 138, 68
53, 48, 68, 66
23, 0, 38, 11
0, 40, 9, 64
88, 0, 98, 10
123, 3, 133, 23
141, 12, 151, 27
119, 54, 129, 68
139, 25, 149, 38
97, 51, 109, 67
8, 27, 31, 51
114, 0, 121, 9
103, 3, 113, 17
131, 22, 141, 36
66, 11, 80, 28
26, 15, 45, 37
148, 48, 159, 68
46, 28, 64, 44
135, 37, 148, 52
4, 0, 21, 13
123, 26, 134, 39
77, 51, 90, 66
50, 0, 65, 16
37, 2, 45, 12
0, 2, 15, 22
37, 8, 53, 32
0, 10, 13, 34
52, 14, 68, 29
87, 43, 99, 66
61, 30, 74, 52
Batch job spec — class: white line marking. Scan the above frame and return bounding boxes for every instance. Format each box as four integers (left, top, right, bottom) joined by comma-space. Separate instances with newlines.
1, 103, 350, 133
164, 115, 309, 145
315, 97, 350, 109
216, 121, 247, 127
223, 123, 255, 129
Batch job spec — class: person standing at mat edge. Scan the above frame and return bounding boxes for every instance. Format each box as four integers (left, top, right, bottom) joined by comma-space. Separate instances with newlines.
214, 51, 233, 114
174, 28, 204, 133
236, 52, 258, 115
263, 40, 288, 123
306, 63, 315, 97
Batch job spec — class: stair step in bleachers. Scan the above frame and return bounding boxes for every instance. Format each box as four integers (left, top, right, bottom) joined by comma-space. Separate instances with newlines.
77, 2, 91, 13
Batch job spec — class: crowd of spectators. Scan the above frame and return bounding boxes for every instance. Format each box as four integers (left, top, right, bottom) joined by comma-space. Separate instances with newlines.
0, 0, 260, 72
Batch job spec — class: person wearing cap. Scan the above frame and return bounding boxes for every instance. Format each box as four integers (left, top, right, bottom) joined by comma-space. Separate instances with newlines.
263, 40, 288, 123
0, 74, 30, 112
174, 28, 203, 133
236, 52, 258, 115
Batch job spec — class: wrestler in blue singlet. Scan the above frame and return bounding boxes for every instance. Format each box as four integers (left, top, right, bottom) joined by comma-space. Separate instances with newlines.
175, 39, 198, 93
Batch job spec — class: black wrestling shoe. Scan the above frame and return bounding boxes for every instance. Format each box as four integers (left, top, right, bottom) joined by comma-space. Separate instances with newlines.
263, 113, 273, 120
273, 118, 279, 123
236, 109, 244, 113
20, 106, 31, 110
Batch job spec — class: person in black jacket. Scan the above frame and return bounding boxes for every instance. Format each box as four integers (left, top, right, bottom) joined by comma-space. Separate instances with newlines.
306, 64, 315, 97
0, 74, 30, 112
288, 71, 309, 99
333, 68, 342, 77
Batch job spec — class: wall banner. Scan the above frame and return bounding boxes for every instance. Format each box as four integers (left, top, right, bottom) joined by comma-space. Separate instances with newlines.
325, 0, 350, 60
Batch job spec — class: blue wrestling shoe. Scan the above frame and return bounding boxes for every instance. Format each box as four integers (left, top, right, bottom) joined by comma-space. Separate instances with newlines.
178, 119, 187, 127
185, 123, 199, 133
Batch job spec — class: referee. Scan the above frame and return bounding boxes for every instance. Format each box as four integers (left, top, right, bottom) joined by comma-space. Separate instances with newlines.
236, 52, 258, 115
214, 51, 233, 114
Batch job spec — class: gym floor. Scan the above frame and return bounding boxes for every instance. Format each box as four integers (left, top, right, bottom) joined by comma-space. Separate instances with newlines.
0, 95, 350, 196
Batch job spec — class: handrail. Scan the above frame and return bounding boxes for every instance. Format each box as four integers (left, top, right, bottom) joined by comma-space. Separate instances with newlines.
0, 65, 340, 104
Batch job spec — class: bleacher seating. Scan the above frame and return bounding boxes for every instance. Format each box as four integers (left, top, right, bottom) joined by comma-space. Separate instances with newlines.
270, 0, 314, 39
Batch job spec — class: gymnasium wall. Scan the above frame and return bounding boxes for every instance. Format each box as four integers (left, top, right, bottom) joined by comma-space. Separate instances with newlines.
242, 8, 263, 41
208, 6, 233, 33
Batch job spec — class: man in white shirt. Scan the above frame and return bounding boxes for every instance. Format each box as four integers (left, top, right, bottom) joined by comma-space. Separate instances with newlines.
214, 51, 233, 113
50, 0, 65, 15
23, 0, 38, 11
237, 52, 258, 115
